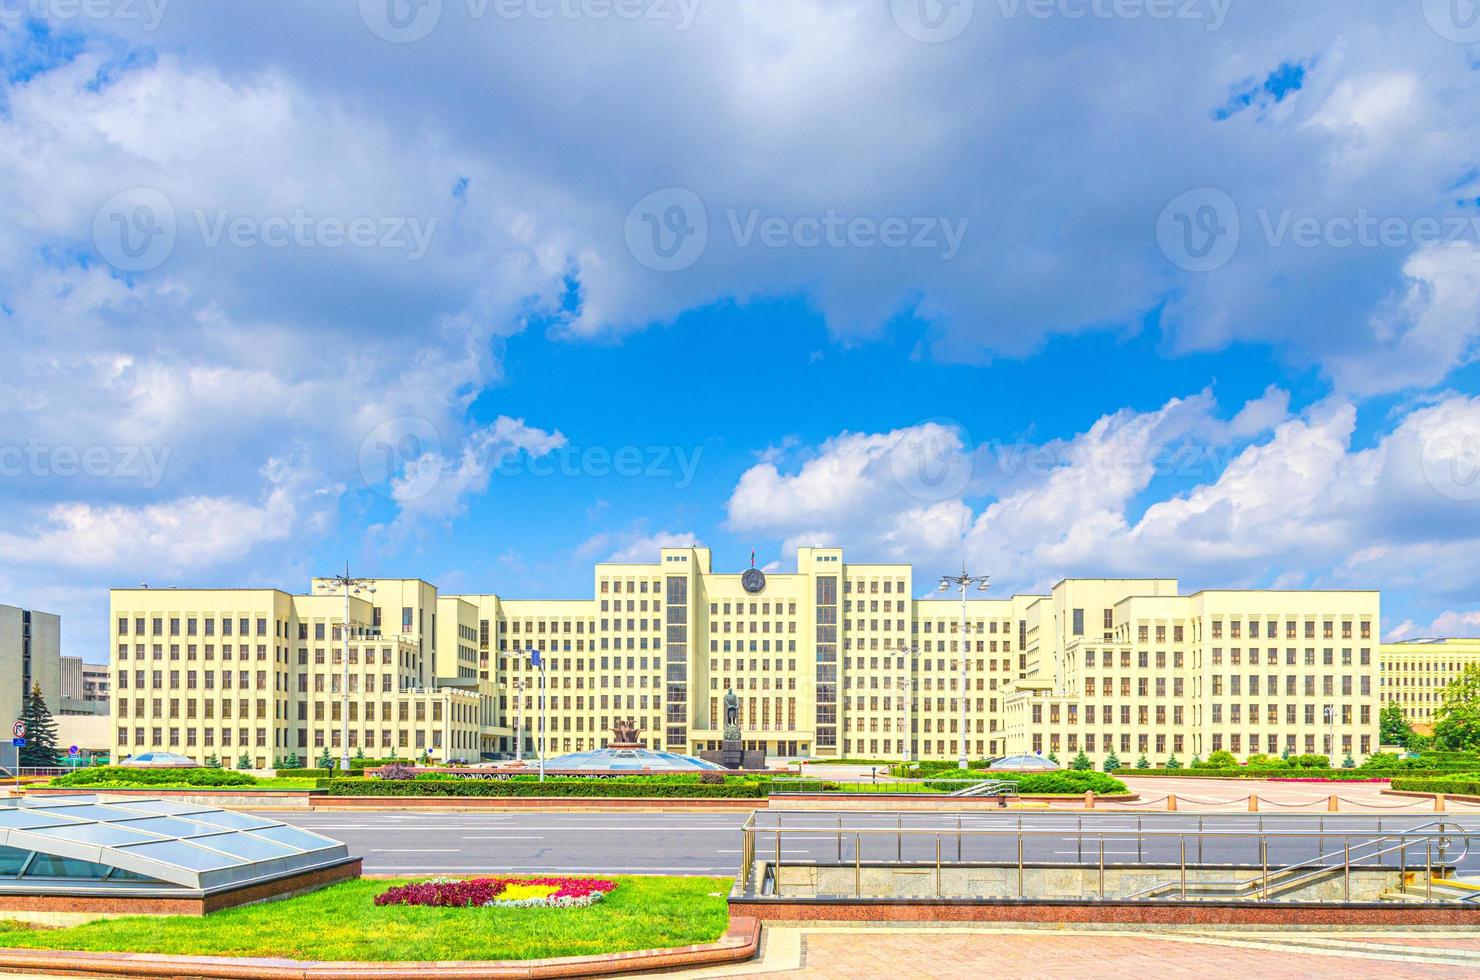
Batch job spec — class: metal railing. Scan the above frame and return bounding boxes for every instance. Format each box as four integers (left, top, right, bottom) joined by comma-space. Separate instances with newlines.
767, 777, 1018, 797
736, 811, 1479, 902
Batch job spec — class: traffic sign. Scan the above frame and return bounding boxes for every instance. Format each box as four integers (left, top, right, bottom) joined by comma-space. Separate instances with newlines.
11, 721, 24, 739
68, 745, 79, 758
11, 738, 24, 748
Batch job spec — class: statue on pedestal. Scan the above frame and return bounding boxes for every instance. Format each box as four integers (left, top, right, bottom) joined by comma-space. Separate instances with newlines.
723, 687, 742, 742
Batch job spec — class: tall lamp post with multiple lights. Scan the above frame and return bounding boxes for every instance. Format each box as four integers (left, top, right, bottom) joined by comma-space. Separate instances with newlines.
939, 567, 990, 770
315, 564, 375, 774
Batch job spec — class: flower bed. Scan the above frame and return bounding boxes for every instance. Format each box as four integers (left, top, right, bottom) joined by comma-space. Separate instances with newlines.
375, 876, 618, 910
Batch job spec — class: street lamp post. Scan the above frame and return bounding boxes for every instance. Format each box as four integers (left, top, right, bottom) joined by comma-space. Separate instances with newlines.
315, 564, 375, 774
513, 678, 527, 763
939, 568, 990, 770
897, 643, 918, 764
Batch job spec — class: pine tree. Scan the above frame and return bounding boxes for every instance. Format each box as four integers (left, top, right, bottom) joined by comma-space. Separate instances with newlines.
18, 683, 59, 768
237, 751, 252, 769
1070, 750, 1092, 771
1165, 754, 1182, 769
354, 746, 366, 762
1342, 751, 1356, 769
1136, 753, 1150, 769
1103, 750, 1121, 773
318, 747, 334, 769
204, 753, 220, 768
284, 751, 301, 769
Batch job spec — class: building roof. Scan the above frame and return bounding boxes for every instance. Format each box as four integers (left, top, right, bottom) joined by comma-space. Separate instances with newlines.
0, 796, 348, 893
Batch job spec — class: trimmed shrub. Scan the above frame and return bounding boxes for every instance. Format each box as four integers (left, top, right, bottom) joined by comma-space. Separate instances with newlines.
1204, 750, 1236, 768
916, 769, 1127, 795
1391, 773, 1480, 796
326, 777, 770, 798
50, 766, 258, 788
275, 768, 333, 779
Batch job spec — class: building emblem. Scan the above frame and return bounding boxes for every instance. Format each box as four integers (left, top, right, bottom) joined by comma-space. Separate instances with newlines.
741, 567, 766, 594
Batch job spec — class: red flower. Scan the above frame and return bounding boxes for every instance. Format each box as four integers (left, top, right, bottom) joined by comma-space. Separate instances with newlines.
375, 877, 618, 908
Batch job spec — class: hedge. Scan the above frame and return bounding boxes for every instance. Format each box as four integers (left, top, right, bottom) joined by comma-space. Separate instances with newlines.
1391, 773, 1480, 796
326, 778, 769, 798
1115, 767, 1457, 781
908, 769, 1127, 795
49, 767, 258, 788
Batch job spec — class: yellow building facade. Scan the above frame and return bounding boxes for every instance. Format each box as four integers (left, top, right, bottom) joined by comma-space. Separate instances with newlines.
106, 548, 1443, 767
1379, 638, 1480, 732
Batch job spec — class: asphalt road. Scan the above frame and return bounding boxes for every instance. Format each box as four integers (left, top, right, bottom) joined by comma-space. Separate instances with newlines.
249, 809, 1480, 877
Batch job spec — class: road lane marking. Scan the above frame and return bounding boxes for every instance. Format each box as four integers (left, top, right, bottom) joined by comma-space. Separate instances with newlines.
460, 836, 546, 840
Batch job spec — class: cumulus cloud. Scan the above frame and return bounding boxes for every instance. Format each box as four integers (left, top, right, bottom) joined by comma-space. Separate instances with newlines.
727, 391, 1480, 621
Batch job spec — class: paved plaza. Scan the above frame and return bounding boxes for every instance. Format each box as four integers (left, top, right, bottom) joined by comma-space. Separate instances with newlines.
677, 926, 1480, 978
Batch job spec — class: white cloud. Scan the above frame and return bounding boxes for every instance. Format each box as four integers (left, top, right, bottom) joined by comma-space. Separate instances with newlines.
727, 391, 1480, 618
587, 529, 701, 564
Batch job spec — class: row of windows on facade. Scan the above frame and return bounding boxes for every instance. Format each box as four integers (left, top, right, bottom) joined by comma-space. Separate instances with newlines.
116, 608, 422, 639
117, 696, 477, 722
1030, 702, 1375, 727
118, 726, 474, 751
1028, 732, 1374, 756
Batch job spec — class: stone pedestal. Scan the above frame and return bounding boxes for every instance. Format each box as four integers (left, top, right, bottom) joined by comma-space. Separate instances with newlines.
700, 738, 766, 771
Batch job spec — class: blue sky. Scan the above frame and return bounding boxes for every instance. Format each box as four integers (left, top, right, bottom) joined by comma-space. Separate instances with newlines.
2, 1, 1480, 660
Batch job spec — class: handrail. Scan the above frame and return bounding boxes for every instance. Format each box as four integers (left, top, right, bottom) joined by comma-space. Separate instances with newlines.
736, 813, 1478, 904
1123, 823, 1453, 900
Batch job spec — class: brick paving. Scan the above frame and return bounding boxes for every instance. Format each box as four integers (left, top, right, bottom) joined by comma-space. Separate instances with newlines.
692, 927, 1480, 978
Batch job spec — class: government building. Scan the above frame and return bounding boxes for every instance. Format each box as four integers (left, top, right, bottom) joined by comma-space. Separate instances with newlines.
106, 546, 1474, 768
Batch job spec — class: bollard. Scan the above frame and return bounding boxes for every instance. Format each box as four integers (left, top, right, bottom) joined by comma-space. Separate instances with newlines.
1085, 790, 1095, 810
1167, 794, 1177, 812
1249, 794, 1259, 812
1328, 794, 1338, 813
1436, 793, 1446, 813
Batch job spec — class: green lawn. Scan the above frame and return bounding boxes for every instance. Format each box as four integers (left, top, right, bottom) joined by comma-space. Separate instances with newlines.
0, 876, 731, 962
41, 777, 322, 791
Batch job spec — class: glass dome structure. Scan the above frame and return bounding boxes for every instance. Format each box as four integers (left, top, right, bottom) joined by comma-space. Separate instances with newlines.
118, 752, 201, 768
0, 795, 350, 894
985, 754, 1063, 771
539, 746, 725, 772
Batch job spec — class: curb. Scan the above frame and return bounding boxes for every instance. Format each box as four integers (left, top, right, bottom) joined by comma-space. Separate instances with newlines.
0, 916, 760, 978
